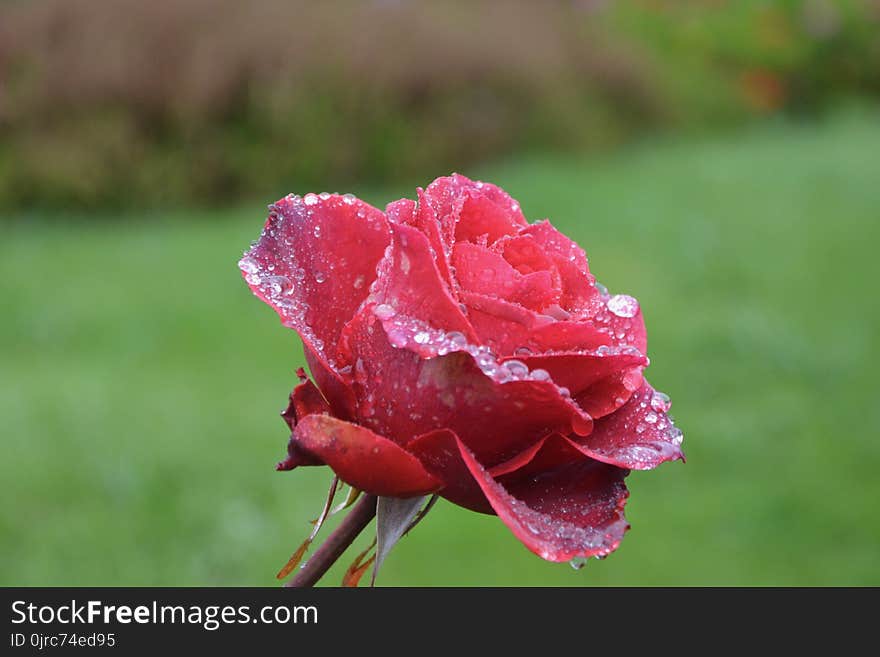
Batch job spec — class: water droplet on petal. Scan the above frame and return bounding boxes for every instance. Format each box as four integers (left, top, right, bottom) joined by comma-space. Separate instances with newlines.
650, 391, 671, 413
413, 331, 430, 345
353, 274, 365, 289
239, 256, 259, 274
387, 328, 408, 348
502, 359, 529, 379
607, 294, 639, 318
314, 271, 327, 283
303, 193, 319, 206
529, 368, 551, 382
374, 304, 396, 320
445, 331, 467, 348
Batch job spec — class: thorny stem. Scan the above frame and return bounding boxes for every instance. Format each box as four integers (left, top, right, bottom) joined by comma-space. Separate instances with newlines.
285, 494, 378, 588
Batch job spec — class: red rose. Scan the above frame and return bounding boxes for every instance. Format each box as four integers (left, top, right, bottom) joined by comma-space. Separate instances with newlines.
240, 174, 683, 563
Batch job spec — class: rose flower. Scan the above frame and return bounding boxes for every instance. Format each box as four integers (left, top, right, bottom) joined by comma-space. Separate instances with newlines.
240, 174, 683, 564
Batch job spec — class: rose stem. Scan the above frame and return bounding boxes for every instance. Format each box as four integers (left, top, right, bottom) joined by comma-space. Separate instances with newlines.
285, 494, 378, 588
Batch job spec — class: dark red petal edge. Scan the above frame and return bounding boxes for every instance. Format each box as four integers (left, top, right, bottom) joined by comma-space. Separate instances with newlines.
455, 436, 630, 562
289, 415, 442, 498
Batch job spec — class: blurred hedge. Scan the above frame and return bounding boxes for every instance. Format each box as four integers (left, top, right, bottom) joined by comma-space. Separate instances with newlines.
0, 0, 877, 211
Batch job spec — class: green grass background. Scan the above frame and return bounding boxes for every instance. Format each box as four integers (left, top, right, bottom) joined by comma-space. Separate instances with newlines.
2, 112, 879, 586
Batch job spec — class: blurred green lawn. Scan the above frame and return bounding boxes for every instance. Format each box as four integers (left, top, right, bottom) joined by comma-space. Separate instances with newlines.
2, 112, 879, 586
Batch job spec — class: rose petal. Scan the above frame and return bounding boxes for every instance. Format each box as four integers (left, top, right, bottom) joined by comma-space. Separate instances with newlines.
340, 308, 593, 465
421, 174, 526, 247
496, 234, 561, 278
491, 433, 594, 479
385, 198, 417, 226
358, 221, 478, 358
513, 348, 647, 399
569, 380, 685, 470
455, 437, 630, 562
289, 415, 442, 497
281, 368, 330, 431
581, 291, 648, 356
574, 367, 644, 419
452, 242, 560, 312
239, 193, 390, 371
407, 429, 495, 514
520, 220, 598, 313
460, 290, 610, 357
305, 344, 357, 421
414, 187, 456, 288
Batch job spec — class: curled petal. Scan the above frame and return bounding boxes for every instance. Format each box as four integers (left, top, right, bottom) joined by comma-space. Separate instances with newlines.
452, 242, 560, 312
407, 429, 494, 515
239, 193, 390, 371
385, 198, 417, 226
574, 367, 644, 419
514, 349, 647, 400
569, 380, 685, 470
289, 415, 442, 497
460, 291, 609, 357
455, 437, 630, 562
359, 222, 478, 358
520, 220, 598, 313
304, 345, 357, 421
421, 174, 527, 248
341, 308, 593, 465
281, 368, 330, 431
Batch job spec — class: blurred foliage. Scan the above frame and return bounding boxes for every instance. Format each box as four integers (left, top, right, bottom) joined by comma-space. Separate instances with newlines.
2, 112, 878, 585
0, 0, 878, 210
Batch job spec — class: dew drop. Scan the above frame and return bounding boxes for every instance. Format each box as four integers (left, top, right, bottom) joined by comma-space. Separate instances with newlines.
445, 331, 467, 348
650, 391, 671, 413
502, 359, 529, 379
413, 331, 430, 345
314, 271, 327, 283
529, 368, 551, 382
607, 294, 639, 318
238, 256, 259, 274
387, 328, 408, 348
373, 304, 396, 320
303, 193, 319, 206
353, 274, 365, 289
669, 426, 684, 446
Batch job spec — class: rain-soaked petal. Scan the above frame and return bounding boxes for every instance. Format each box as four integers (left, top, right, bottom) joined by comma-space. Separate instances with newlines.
452, 242, 560, 311
289, 415, 442, 497
358, 221, 478, 358
455, 436, 630, 562
340, 308, 593, 465
459, 290, 610, 357
568, 380, 685, 470
281, 368, 330, 431
239, 193, 390, 372
519, 220, 598, 314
